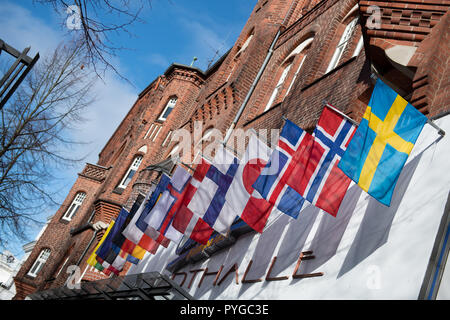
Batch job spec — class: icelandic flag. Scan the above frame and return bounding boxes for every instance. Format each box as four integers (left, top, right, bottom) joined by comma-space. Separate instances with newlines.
338, 79, 427, 206
143, 166, 192, 244
186, 146, 240, 235
290, 104, 356, 216
222, 135, 275, 232
253, 119, 313, 218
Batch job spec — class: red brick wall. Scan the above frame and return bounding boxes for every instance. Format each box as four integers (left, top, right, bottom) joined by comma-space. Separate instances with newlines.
14, 0, 450, 299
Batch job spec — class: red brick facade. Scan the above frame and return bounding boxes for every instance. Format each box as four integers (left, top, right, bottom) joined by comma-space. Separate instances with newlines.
13, 0, 449, 299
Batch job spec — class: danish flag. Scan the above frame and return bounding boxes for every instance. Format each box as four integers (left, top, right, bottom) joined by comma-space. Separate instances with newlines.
143, 166, 194, 245
168, 159, 216, 245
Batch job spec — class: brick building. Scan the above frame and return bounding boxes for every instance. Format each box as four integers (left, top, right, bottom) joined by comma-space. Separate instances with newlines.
13, 0, 450, 300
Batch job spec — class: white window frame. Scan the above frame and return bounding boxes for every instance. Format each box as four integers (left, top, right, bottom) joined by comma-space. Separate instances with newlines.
152, 126, 162, 142
352, 35, 364, 57
146, 124, 160, 140
264, 62, 293, 111
55, 256, 70, 279
326, 17, 358, 73
62, 192, 86, 221
27, 249, 51, 277
144, 123, 155, 139
285, 54, 306, 97
158, 98, 177, 121
118, 155, 143, 189
235, 33, 254, 58
162, 130, 173, 147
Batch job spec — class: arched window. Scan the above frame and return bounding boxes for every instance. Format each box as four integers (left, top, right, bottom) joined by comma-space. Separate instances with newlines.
235, 27, 255, 59
284, 37, 314, 97
169, 144, 180, 158
352, 35, 364, 58
62, 192, 86, 221
158, 97, 177, 121
264, 61, 293, 111
326, 16, 359, 73
27, 248, 51, 277
118, 155, 143, 189
264, 36, 314, 112
227, 28, 255, 82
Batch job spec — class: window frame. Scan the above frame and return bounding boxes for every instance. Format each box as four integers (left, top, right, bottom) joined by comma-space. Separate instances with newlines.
117, 155, 143, 189
158, 97, 177, 121
264, 61, 293, 111
27, 248, 51, 278
62, 192, 86, 222
326, 17, 359, 73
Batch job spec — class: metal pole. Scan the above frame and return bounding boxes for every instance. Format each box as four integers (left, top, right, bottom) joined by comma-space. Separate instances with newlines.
322, 100, 359, 127
223, 0, 298, 145
371, 73, 445, 137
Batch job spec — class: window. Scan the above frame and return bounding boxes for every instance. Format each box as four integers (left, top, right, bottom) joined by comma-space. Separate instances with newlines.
62, 192, 86, 221
152, 126, 162, 142
352, 35, 364, 58
144, 124, 162, 140
27, 249, 51, 277
169, 144, 180, 158
118, 155, 143, 189
158, 98, 177, 121
235, 28, 254, 58
326, 17, 358, 73
264, 62, 293, 111
162, 130, 173, 147
143, 123, 155, 139
285, 54, 306, 97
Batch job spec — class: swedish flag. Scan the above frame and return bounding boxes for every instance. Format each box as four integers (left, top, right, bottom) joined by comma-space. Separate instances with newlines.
338, 79, 427, 206
87, 220, 114, 271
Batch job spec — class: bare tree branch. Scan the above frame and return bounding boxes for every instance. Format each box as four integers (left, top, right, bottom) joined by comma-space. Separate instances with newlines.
35, 0, 152, 82
0, 39, 96, 248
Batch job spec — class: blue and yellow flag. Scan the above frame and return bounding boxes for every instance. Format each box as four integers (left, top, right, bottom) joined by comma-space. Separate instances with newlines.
338, 79, 427, 206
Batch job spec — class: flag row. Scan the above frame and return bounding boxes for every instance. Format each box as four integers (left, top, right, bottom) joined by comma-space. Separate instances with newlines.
87, 79, 428, 275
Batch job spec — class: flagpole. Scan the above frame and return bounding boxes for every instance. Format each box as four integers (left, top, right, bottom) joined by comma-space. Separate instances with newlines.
173, 155, 196, 172
370, 73, 445, 137
426, 119, 446, 137
220, 140, 243, 159
322, 100, 359, 127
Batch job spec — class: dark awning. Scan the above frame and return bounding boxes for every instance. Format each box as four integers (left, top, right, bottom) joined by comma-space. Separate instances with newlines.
27, 271, 193, 300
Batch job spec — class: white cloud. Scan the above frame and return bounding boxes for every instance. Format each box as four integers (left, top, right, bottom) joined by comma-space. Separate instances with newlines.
71, 75, 137, 165
0, 2, 60, 57
178, 18, 233, 70
146, 53, 170, 68
0, 1, 138, 164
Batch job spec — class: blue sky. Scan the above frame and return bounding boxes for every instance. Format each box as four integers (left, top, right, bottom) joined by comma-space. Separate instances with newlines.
0, 0, 257, 258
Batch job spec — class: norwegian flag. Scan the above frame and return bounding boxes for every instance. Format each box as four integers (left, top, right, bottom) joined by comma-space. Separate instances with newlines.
222, 135, 275, 232
293, 104, 356, 216
167, 159, 216, 245
253, 119, 313, 218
